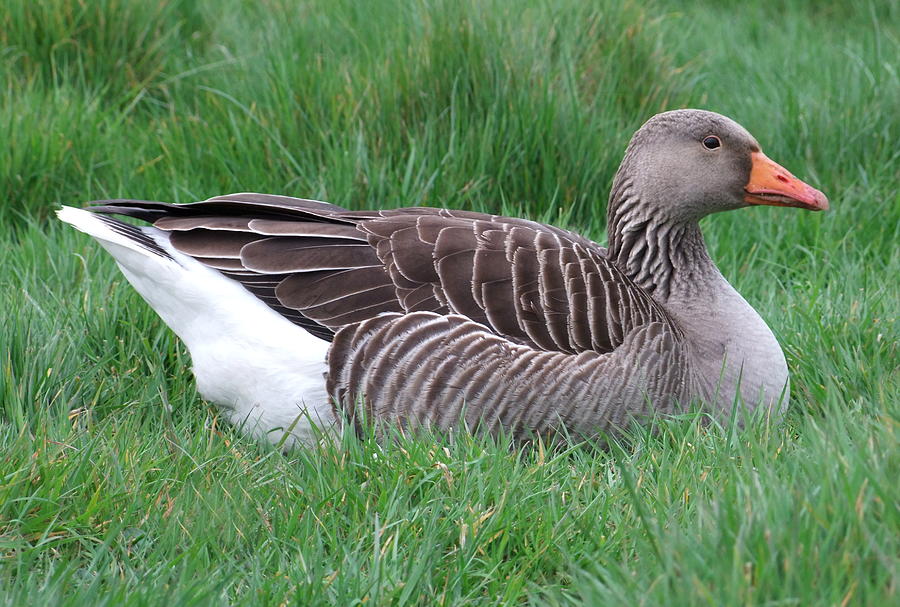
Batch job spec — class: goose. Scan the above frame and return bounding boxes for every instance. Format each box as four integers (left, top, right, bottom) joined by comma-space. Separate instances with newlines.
58, 110, 828, 447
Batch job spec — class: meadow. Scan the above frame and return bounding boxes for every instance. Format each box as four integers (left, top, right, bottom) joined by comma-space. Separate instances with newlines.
1, 0, 897, 604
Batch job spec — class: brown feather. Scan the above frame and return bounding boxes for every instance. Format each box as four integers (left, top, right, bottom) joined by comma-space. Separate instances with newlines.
92, 195, 673, 364
169, 230, 260, 258
241, 239, 377, 273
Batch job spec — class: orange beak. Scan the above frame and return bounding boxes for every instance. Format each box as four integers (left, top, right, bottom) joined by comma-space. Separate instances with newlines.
744, 151, 829, 211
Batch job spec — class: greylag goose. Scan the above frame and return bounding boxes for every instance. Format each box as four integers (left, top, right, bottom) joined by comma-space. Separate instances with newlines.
58, 110, 827, 446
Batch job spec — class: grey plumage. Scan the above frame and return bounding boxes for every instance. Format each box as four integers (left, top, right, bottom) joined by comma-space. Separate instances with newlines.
327, 312, 690, 439
74, 109, 828, 441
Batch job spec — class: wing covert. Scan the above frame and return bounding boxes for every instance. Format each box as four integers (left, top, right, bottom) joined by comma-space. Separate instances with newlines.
90, 193, 675, 354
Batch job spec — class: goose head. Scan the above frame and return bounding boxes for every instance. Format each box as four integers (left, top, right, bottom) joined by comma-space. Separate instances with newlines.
611, 109, 828, 224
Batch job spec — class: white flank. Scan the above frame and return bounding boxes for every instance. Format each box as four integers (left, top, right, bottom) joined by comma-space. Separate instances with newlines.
57, 206, 334, 448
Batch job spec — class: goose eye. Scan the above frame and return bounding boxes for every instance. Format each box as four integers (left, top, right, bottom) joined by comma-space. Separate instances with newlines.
702, 136, 721, 150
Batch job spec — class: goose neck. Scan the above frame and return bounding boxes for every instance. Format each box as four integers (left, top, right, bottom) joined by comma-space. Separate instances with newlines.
606, 186, 718, 302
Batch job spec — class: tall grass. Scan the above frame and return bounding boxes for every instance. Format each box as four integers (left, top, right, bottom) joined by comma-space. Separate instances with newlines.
1, 0, 897, 604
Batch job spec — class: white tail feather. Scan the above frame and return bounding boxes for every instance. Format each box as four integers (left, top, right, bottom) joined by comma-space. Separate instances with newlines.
57, 206, 158, 257
57, 205, 333, 447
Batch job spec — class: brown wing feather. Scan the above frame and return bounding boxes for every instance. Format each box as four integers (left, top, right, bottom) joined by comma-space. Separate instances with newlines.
88, 193, 673, 355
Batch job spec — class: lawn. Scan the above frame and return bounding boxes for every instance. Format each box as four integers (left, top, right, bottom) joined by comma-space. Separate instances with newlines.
1, 0, 897, 604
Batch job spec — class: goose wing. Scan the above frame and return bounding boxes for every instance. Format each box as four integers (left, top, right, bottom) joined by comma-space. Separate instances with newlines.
89, 193, 688, 434
89, 193, 675, 354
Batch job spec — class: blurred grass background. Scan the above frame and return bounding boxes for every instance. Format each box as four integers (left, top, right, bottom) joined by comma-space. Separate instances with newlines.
1, 0, 897, 604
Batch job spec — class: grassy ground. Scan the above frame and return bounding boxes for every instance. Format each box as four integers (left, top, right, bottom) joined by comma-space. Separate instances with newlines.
1, 0, 897, 604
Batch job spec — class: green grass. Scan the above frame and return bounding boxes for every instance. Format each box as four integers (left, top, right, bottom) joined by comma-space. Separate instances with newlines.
1, 0, 897, 604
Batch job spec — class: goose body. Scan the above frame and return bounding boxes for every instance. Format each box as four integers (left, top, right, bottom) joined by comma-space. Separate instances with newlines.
58, 110, 827, 446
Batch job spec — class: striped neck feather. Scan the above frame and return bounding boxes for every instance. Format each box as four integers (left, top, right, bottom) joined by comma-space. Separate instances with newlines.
606, 176, 718, 302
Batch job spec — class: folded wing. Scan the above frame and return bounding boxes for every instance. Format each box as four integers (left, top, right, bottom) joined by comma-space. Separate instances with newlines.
90, 193, 674, 355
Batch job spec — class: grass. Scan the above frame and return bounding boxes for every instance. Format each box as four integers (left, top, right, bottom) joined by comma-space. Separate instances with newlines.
1, 0, 897, 604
